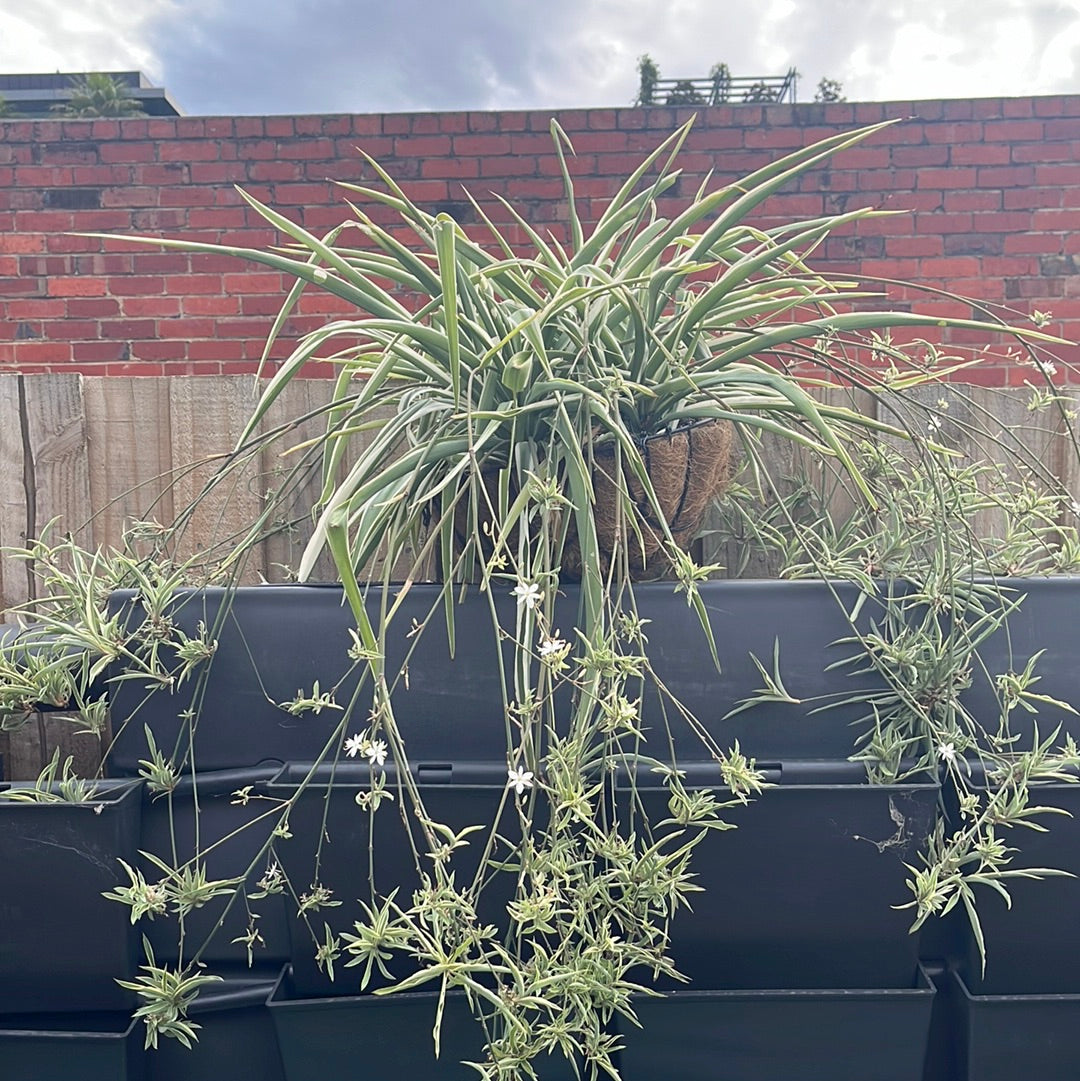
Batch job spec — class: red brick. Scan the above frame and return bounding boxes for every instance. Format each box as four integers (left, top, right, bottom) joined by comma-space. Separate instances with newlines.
11, 341, 70, 363
983, 120, 1045, 142
159, 141, 220, 162
66, 297, 120, 317
44, 320, 99, 340
130, 339, 187, 361
1034, 163, 1080, 186
168, 274, 223, 294
1003, 234, 1062, 255
76, 340, 136, 362
915, 167, 979, 190
1032, 208, 1080, 231
0, 234, 45, 253
224, 272, 283, 294
181, 295, 241, 315
100, 319, 156, 338
392, 134, 453, 157
419, 158, 480, 179
99, 142, 156, 164
104, 361, 167, 376
950, 144, 1011, 166
1003, 188, 1062, 210
925, 122, 985, 145
47, 277, 106, 297
885, 236, 945, 258
105, 276, 164, 296
164, 317, 217, 337
943, 191, 1002, 211
1044, 119, 1080, 140
350, 114, 383, 136
7, 298, 65, 318
0, 100, 1079, 381
121, 297, 181, 317
892, 146, 949, 168
187, 339, 245, 361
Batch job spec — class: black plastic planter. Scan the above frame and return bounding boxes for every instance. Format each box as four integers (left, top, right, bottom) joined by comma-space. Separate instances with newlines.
147, 969, 284, 1081
956, 769, 1080, 995
958, 576, 1080, 745
617, 763, 938, 990
268, 762, 519, 998
105, 584, 513, 774
616, 964, 935, 1081
0, 778, 142, 1013
0, 1010, 144, 1080
268, 967, 577, 1081
138, 767, 289, 966
949, 966, 1080, 1081
106, 580, 899, 774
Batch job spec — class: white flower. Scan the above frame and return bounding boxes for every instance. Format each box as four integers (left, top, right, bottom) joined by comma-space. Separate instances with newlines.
937, 742, 957, 764
539, 633, 568, 659
366, 740, 389, 768
927, 416, 943, 434
1071, 500, 1080, 518
344, 733, 366, 758
512, 581, 542, 611
507, 767, 535, 795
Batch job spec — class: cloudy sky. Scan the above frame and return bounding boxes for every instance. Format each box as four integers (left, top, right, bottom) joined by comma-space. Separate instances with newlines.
3, 0, 1079, 115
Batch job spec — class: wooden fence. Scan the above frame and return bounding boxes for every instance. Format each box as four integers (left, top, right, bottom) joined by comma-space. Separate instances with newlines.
1, 374, 1078, 778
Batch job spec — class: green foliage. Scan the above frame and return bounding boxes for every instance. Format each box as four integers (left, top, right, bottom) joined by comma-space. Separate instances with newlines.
54, 73, 145, 118
635, 54, 659, 106
664, 79, 704, 106
709, 62, 731, 103
0, 747, 104, 803
743, 80, 780, 103
709, 407, 1080, 961
814, 77, 846, 103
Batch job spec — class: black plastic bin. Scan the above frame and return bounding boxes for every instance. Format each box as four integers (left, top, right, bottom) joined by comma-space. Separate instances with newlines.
949, 966, 1080, 1081
958, 576, 1080, 745
148, 969, 284, 1081
268, 762, 520, 998
268, 967, 577, 1081
617, 964, 935, 1081
137, 767, 289, 966
0, 778, 142, 1013
105, 580, 898, 774
0, 1009, 144, 1080
955, 767, 1080, 994
616, 762, 938, 990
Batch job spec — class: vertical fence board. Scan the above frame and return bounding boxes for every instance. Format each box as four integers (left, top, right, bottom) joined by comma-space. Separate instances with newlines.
699, 386, 878, 577
257, 378, 339, 583
22, 374, 92, 558
84, 377, 175, 550
167, 377, 267, 582
0, 375, 26, 616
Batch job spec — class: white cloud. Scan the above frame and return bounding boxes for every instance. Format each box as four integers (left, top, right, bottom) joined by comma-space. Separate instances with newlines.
0, 0, 164, 80
0, 0, 1078, 114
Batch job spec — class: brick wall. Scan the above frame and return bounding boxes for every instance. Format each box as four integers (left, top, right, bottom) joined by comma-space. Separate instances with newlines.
1, 97, 1079, 381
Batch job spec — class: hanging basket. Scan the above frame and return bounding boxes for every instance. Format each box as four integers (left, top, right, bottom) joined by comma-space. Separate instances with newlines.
562, 418, 736, 580
448, 419, 736, 582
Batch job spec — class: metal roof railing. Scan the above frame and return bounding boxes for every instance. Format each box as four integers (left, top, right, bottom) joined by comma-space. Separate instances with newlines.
644, 68, 798, 106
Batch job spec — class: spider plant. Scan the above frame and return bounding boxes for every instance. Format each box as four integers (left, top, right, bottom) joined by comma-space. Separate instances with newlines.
67, 117, 1072, 1078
